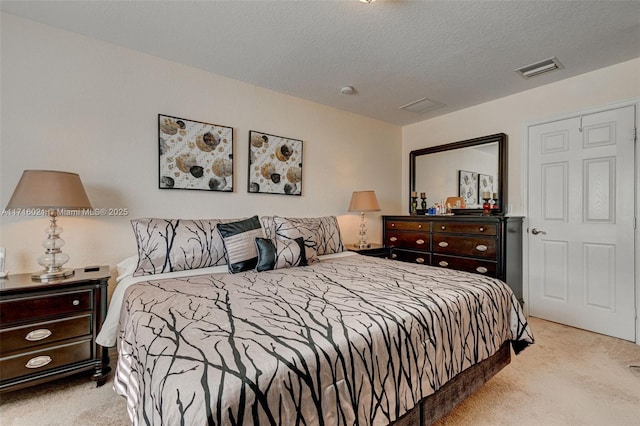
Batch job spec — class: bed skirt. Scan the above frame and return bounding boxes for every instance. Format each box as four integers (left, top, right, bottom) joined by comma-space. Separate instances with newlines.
393, 342, 511, 425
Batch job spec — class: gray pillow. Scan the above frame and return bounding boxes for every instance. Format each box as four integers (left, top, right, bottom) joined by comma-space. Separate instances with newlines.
261, 216, 344, 255
272, 217, 320, 264
131, 218, 239, 276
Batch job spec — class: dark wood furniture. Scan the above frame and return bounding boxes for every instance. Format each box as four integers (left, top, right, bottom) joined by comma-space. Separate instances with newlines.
347, 243, 390, 258
0, 266, 111, 392
393, 342, 510, 425
383, 215, 524, 301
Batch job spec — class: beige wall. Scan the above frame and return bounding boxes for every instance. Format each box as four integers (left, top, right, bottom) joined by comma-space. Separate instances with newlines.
0, 13, 402, 278
403, 58, 640, 215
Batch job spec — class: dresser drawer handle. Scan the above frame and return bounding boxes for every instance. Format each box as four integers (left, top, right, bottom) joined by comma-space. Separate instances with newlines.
391, 253, 398, 259
475, 244, 488, 252
441, 225, 446, 230
389, 237, 398, 242
479, 227, 485, 232
390, 223, 396, 227
418, 224, 423, 229
416, 257, 425, 264
72, 299, 80, 306
416, 239, 425, 245
25, 355, 53, 369
438, 241, 449, 248
25, 329, 52, 342
439, 261, 449, 267
476, 266, 488, 274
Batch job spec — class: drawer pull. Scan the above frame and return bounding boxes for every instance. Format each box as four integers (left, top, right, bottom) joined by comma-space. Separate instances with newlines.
25, 355, 53, 369
391, 253, 398, 259
475, 244, 488, 252
418, 224, 422, 229
72, 299, 80, 306
439, 261, 449, 267
476, 266, 488, 274
441, 225, 446, 230
479, 227, 485, 232
390, 223, 395, 227
438, 241, 449, 248
25, 329, 52, 342
389, 237, 398, 242
416, 257, 425, 264
416, 239, 425, 245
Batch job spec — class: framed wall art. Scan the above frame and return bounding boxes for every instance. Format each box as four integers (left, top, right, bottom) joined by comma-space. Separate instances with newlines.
158, 114, 233, 191
248, 130, 303, 196
477, 173, 495, 203
458, 170, 478, 207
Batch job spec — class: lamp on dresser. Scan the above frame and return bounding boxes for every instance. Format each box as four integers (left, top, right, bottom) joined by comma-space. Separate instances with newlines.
348, 190, 381, 249
5, 170, 92, 281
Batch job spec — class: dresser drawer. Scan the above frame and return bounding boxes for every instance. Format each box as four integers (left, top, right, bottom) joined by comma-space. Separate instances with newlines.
385, 220, 430, 232
434, 222, 497, 236
0, 315, 92, 355
390, 249, 430, 265
432, 235, 496, 259
0, 291, 92, 325
0, 339, 92, 382
433, 255, 497, 276
385, 232, 430, 250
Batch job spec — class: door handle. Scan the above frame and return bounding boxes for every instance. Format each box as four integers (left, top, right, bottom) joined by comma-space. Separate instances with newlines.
531, 228, 547, 235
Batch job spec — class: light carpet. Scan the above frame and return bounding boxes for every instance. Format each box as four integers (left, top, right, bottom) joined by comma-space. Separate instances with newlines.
1, 317, 639, 425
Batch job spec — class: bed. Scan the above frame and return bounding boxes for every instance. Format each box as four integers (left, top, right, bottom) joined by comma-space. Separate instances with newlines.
97, 216, 533, 425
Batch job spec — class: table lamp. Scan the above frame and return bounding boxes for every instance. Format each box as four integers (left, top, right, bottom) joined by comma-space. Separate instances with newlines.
348, 190, 381, 249
5, 170, 92, 280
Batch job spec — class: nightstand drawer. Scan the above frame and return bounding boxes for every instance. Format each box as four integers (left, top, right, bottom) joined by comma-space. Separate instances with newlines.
0, 315, 92, 355
390, 249, 430, 265
385, 232, 430, 250
433, 255, 497, 276
434, 222, 497, 236
0, 339, 92, 381
0, 290, 92, 325
432, 235, 496, 258
385, 220, 430, 231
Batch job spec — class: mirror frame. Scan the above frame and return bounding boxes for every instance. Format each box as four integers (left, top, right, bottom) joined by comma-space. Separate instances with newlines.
409, 133, 507, 215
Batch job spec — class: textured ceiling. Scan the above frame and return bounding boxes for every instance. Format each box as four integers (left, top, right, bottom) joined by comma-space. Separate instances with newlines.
2, 0, 639, 126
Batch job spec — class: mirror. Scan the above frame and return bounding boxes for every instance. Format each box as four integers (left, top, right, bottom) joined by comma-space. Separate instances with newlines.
410, 133, 507, 214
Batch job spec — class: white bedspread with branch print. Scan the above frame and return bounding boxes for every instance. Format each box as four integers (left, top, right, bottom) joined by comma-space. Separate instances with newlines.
113, 254, 533, 425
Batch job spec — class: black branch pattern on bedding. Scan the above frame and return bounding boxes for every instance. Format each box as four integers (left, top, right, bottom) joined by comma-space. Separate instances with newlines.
115, 255, 533, 425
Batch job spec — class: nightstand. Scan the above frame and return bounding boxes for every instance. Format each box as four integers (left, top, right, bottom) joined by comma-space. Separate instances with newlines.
0, 266, 111, 392
347, 243, 390, 258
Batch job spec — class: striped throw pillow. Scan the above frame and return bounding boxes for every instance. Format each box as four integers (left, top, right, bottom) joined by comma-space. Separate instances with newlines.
217, 216, 265, 273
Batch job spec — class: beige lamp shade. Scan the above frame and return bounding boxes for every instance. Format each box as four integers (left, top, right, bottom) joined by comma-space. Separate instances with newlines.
6, 170, 92, 210
348, 190, 381, 212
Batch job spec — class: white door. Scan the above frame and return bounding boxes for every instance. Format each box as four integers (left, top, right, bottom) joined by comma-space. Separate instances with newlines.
528, 105, 636, 341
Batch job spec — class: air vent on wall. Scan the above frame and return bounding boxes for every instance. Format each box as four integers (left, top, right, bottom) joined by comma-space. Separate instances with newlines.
515, 57, 564, 79
399, 97, 445, 114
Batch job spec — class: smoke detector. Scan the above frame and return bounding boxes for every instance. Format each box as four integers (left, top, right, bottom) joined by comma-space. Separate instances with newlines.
340, 86, 356, 95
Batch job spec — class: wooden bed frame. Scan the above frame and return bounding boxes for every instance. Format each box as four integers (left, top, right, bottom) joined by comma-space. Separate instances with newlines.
393, 342, 511, 425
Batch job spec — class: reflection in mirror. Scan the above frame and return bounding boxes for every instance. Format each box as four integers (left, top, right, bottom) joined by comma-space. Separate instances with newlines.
414, 143, 498, 208
410, 133, 507, 214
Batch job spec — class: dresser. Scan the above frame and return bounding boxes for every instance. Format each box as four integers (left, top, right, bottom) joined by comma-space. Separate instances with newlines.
0, 267, 111, 392
383, 215, 523, 300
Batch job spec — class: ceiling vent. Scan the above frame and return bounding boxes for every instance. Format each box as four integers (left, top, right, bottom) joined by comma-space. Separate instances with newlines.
400, 97, 445, 114
515, 57, 564, 79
